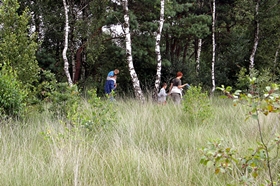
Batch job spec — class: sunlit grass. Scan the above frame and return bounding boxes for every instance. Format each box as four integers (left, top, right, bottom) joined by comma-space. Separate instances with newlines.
0, 96, 279, 185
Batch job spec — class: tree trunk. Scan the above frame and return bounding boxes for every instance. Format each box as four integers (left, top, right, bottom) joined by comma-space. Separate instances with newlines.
196, 38, 202, 77
249, 0, 260, 76
122, 0, 144, 101
211, 0, 216, 94
272, 43, 280, 81
73, 46, 84, 84
152, 0, 165, 102
62, 0, 73, 86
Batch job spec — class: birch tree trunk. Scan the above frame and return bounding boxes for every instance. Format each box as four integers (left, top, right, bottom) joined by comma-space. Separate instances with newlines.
152, 0, 165, 101
249, 0, 260, 76
211, 0, 216, 94
62, 0, 73, 86
196, 38, 202, 77
122, 0, 144, 101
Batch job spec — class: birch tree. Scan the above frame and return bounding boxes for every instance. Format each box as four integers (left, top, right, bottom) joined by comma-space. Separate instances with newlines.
249, 0, 260, 77
152, 0, 165, 101
211, 0, 216, 94
62, 0, 73, 86
196, 39, 202, 77
195, 0, 204, 78
122, 0, 144, 101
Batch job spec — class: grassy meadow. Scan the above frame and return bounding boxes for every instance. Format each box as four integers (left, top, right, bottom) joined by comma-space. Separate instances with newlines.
0, 97, 279, 186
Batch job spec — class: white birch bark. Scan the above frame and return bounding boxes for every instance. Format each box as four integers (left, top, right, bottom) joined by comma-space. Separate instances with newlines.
196, 38, 202, 76
249, 0, 260, 76
211, 0, 216, 93
122, 0, 144, 101
62, 0, 73, 86
153, 0, 165, 101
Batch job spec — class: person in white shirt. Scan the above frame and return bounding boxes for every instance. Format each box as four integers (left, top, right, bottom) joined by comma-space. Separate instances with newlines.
158, 83, 168, 104
169, 71, 189, 104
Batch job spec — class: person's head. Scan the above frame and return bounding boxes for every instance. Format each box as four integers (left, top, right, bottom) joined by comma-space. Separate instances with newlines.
176, 71, 183, 78
162, 82, 167, 89
114, 69, 119, 75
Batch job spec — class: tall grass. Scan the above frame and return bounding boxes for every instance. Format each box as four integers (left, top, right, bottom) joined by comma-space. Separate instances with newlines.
0, 97, 278, 185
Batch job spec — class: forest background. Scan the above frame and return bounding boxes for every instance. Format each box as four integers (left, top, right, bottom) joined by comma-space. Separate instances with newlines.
3, 0, 280, 99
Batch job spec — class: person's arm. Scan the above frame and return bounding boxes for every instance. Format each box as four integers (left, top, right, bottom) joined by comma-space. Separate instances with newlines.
169, 83, 173, 93
178, 83, 188, 89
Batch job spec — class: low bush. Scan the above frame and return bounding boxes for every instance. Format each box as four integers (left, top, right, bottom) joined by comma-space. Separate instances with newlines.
0, 66, 27, 118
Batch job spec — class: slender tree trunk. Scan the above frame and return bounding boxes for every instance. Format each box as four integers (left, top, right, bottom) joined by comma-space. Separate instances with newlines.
272, 43, 280, 81
249, 0, 260, 76
69, 1, 76, 81
122, 0, 144, 101
62, 0, 73, 86
153, 0, 165, 102
211, 0, 216, 94
74, 46, 83, 83
196, 38, 202, 77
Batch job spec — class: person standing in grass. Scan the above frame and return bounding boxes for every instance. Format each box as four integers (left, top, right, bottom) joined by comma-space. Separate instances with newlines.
105, 75, 117, 101
105, 69, 119, 100
158, 82, 168, 104
169, 71, 189, 104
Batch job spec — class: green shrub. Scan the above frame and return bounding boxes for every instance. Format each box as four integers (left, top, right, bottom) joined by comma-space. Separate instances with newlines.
47, 82, 79, 118
46, 83, 116, 132
182, 85, 213, 123
68, 89, 117, 131
0, 67, 27, 118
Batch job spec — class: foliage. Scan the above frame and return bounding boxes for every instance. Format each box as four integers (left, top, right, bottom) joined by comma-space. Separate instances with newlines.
200, 138, 280, 185
235, 68, 274, 94
0, 0, 39, 86
46, 84, 116, 132
23, 70, 58, 109
235, 67, 250, 91
0, 66, 27, 118
67, 89, 117, 131
182, 85, 213, 123
46, 83, 79, 119
210, 79, 280, 185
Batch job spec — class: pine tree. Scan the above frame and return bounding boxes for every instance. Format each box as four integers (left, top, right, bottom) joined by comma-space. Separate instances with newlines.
0, 0, 39, 85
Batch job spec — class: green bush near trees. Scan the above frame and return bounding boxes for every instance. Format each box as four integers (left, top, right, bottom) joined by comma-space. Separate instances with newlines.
182, 85, 213, 124
0, 66, 27, 118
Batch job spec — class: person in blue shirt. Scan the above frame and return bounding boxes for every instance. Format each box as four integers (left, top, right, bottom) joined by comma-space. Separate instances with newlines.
105, 70, 118, 100
107, 69, 119, 80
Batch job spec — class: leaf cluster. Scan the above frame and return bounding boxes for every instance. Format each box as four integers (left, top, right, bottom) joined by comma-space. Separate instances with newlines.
182, 85, 213, 124
0, 66, 27, 118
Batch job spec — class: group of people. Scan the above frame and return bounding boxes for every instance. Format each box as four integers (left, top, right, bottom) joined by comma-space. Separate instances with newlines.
104, 69, 189, 104
158, 71, 190, 105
